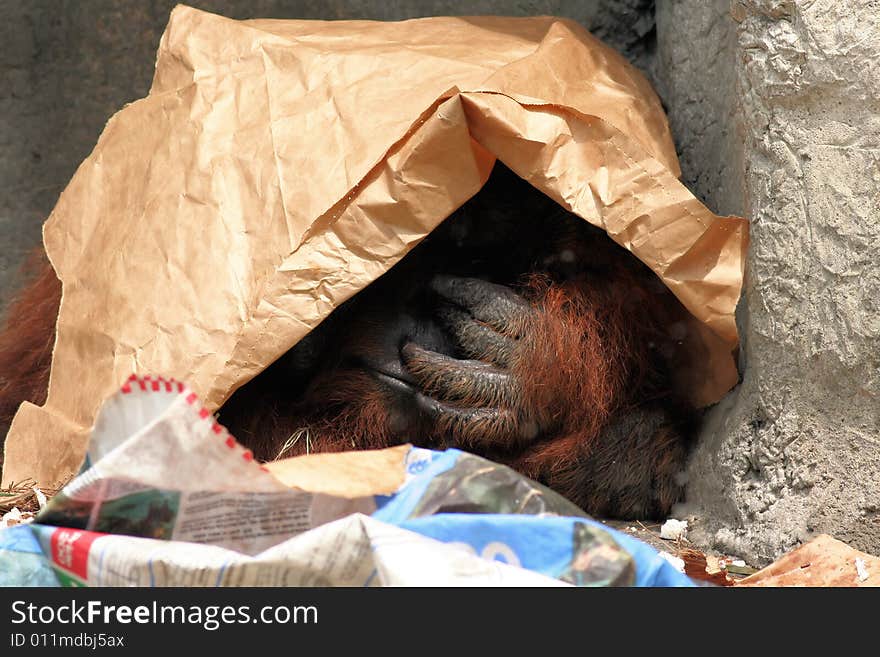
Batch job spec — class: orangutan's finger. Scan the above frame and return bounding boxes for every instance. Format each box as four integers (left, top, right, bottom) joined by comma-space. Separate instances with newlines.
413, 393, 541, 449
401, 342, 521, 407
432, 305, 516, 367
430, 275, 532, 338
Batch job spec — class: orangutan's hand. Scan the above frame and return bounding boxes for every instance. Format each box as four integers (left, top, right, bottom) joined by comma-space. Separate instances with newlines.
401, 275, 547, 449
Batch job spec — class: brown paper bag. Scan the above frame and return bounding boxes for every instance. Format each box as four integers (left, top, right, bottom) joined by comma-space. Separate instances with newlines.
1, 6, 748, 487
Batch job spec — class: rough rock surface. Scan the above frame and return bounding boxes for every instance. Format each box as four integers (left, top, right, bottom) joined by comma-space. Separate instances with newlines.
654, 0, 743, 218
659, 0, 880, 565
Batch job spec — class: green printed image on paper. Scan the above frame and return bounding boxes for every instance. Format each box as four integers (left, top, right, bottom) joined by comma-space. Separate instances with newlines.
410, 452, 589, 519
92, 490, 181, 540
37, 492, 94, 530
38, 488, 181, 540
559, 521, 636, 587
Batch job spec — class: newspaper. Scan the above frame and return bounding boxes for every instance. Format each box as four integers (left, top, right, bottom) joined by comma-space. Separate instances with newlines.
0, 376, 692, 587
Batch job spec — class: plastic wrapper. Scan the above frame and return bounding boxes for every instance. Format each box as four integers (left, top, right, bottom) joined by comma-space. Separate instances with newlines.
0, 376, 692, 587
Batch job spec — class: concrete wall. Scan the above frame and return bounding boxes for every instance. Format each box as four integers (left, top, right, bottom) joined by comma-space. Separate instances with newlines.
0, 0, 655, 313
658, 0, 880, 564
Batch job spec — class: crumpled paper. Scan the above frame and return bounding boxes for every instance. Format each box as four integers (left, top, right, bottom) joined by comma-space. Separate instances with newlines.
0, 376, 692, 586
1, 6, 748, 487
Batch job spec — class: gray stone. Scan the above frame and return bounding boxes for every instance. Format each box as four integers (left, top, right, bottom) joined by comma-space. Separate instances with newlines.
654, 0, 743, 218
658, 0, 880, 565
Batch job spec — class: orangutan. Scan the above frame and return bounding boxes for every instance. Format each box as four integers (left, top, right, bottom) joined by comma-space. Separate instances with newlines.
0, 165, 698, 518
